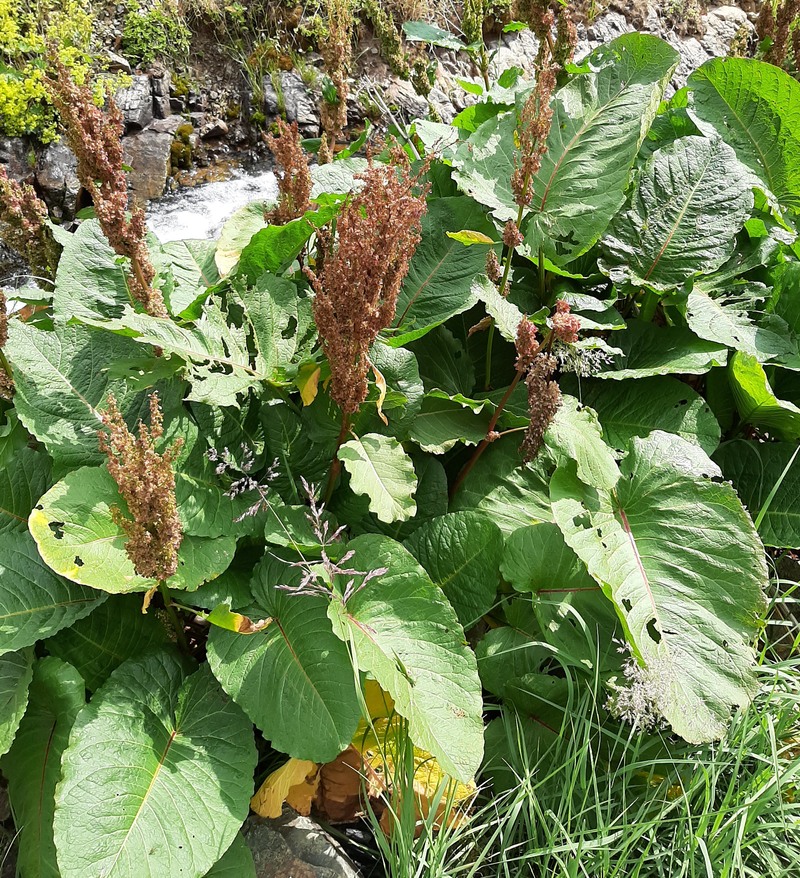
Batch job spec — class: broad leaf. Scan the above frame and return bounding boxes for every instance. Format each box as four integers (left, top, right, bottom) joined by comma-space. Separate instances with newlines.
476, 627, 547, 697
3, 658, 85, 878
30, 466, 236, 594
402, 20, 467, 51
405, 511, 503, 627
501, 522, 596, 595
161, 239, 220, 317
602, 136, 753, 289
46, 595, 169, 691
0, 446, 51, 533
215, 201, 268, 276
0, 532, 104, 655
551, 432, 767, 743
688, 57, 800, 215
408, 391, 493, 454
339, 433, 418, 523
472, 274, 524, 342
203, 835, 255, 878
728, 351, 800, 440
0, 647, 33, 757
53, 653, 257, 878
207, 553, 361, 762
408, 325, 476, 396
327, 535, 484, 781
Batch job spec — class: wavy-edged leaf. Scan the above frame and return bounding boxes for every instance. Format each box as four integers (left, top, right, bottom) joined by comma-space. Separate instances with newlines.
215, 201, 268, 277
729, 351, 800, 440
53, 653, 257, 878
3, 658, 85, 878
602, 136, 753, 289
0, 647, 33, 757
207, 553, 360, 763
162, 238, 220, 317
339, 433, 417, 524
327, 535, 484, 781
408, 391, 492, 454
551, 432, 767, 743
0, 532, 104, 655
0, 446, 51, 533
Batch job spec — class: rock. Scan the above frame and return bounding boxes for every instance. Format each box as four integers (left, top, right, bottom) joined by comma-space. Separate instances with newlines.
199, 118, 229, 140
153, 96, 171, 120
35, 140, 80, 220
169, 96, 186, 113
243, 810, 360, 878
584, 11, 635, 45
701, 5, 751, 57
428, 86, 458, 123
384, 79, 428, 121
150, 63, 171, 97
150, 115, 185, 135
492, 28, 541, 76
122, 129, 172, 202
262, 71, 320, 137
0, 136, 31, 180
115, 74, 154, 131
105, 49, 131, 74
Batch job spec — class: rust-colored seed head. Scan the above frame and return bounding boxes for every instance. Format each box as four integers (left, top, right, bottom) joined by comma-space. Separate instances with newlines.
515, 318, 540, 372
552, 299, 580, 344
485, 249, 503, 284
554, 5, 577, 66
0, 291, 12, 400
47, 56, 166, 318
511, 61, 555, 207
520, 352, 560, 463
319, 0, 354, 158
305, 156, 429, 414
265, 119, 312, 224
503, 220, 524, 249
98, 393, 184, 582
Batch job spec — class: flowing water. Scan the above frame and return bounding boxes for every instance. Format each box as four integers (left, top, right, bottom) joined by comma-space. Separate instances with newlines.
146, 166, 278, 243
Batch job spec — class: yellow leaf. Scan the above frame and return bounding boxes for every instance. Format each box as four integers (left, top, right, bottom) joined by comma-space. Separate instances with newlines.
363, 679, 395, 720
206, 602, 271, 634
251, 758, 320, 818
445, 230, 496, 246
296, 363, 322, 406
371, 363, 389, 426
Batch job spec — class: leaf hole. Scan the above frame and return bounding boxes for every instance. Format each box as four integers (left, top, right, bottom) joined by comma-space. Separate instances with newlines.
48, 520, 66, 540
74, 556, 84, 567
646, 618, 661, 644
573, 513, 590, 529
35, 504, 43, 510
622, 598, 633, 613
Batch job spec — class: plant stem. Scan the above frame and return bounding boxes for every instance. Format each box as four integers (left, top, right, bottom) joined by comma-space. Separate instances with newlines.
639, 289, 659, 322
484, 322, 495, 391
538, 245, 547, 303
159, 582, 189, 654
324, 411, 351, 504
450, 368, 525, 500
0, 347, 12, 382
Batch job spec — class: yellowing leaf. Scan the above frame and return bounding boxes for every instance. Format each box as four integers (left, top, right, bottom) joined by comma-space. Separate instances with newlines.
251, 758, 319, 818
372, 363, 389, 426
445, 230, 496, 246
363, 679, 395, 720
296, 363, 322, 406
205, 602, 271, 634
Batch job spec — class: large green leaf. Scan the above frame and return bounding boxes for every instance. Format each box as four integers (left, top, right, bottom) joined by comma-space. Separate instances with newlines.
46, 595, 170, 691
389, 197, 493, 345
405, 511, 503, 628
408, 391, 493, 454
714, 440, 800, 549
602, 136, 753, 289
161, 239, 220, 317
688, 57, 800, 215
203, 835, 255, 878
327, 535, 484, 781
567, 376, 721, 454
53, 652, 257, 878
551, 432, 767, 743
0, 532, 104, 655
3, 658, 85, 878
206, 553, 361, 762
728, 351, 800, 440
407, 325, 476, 397
339, 433, 418, 524
0, 647, 33, 757
215, 201, 268, 277
0, 446, 51, 533
402, 20, 467, 51
4, 321, 148, 470
597, 320, 727, 380
30, 466, 236, 594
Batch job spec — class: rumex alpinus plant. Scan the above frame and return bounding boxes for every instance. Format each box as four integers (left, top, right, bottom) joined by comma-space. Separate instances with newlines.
318, 0, 354, 162
264, 119, 312, 224
2, 29, 799, 878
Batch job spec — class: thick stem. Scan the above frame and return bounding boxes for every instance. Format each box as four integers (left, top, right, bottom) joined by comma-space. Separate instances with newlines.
450, 368, 525, 500
483, 322, 495, 391
498, 201, 526, 299
538, 245, 547, 303
0, 347, 12, 382
324, 411, 351, 504
159, 582, 189, 654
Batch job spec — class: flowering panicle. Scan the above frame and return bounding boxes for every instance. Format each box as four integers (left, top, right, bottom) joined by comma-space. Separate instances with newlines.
515, 318, 561, 463
552, 299, 580, 344
207, 444, 280, 521
485, 249, 502, 284
0, 291, 12, 400
757, 0, 800, 67
502, 219, 524, 249
98, 393, 184, 582
265, 119, 312, 225
47, 57, 167, 318
305, 154, 429, 414
0, 169, 62, 286
511, 62, 556, 207
319, 0, 355, 162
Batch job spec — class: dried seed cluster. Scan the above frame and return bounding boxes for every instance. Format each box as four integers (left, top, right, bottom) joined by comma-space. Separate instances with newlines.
515, 319, 561, 463
265, 119, 312, 225
0, 291, 12, 400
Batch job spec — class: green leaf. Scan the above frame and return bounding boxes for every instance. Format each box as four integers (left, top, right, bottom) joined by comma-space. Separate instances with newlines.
405, 511, 503, 628
602, 137, 753, 289
729, 351, 800, 440
450, 435, 553, 536
339, 433, 417, 524
401, 21, 466, 51
310, 158, 368, 198
215, 201, 268, 276
390, 198, 494, 345
688, 57, 800, 215
161, 239, 220, 317
567, 376, 721, 454
472, 274, 524, 342
46, 595, 170, 691
551, 432, 767, 743
207, 552, 360, 762
407, 325, 476, 396
30, 467, 236, 594
0, 446, 51, 533
476, 627, 546, 697
4, 321, 148, 471
327, 535, 484, 781
203, 835, 255, 878
408, 391, 492, 454
3, 658, 85, 878
0, 532, 104, 655
0, 647, 33, 758
714, 440, 800, 549
54, 654, 256, 878
501, 522, 597, 595
597, 320, 728, 380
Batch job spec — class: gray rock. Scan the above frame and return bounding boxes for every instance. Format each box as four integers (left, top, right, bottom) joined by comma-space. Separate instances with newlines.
115, 75, 154, 131
428, 86, 458, 123
150, 64, 171, 97
384, 79, 428, 121
150, 115, 185, 135
199, 118, 229, 140
35, 140, 80, 220
0, 136, 32, 180
701, 5, 751, 57
492, 28, 540, 76
243, 810, 360, 878
153, 96, 172, 119
122, 129, 172, 202
169, 96, 186, 113
105, 49, 131, 74
262, 71, 320, 137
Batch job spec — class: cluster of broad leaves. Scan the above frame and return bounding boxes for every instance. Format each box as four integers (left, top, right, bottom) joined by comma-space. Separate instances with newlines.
1, 32, 798, 877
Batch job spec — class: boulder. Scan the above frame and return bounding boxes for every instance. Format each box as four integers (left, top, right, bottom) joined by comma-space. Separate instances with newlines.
263, 71, 320, 137
150, 115, 185, 135
122, 129, 172, 202
105, 49, 131, 74
115, 75, 154, 131
35, 140, 80, 220
199, 118, 229, 140
0, 136, 32, 181
701, 5, 751, 57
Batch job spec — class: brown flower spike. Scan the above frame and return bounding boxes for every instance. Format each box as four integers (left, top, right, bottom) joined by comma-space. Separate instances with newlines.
305, 155, 428, 414
514, 318, 561, 463
98, 393, 184, 582
265, 119, 312, 225
47, 57, 167, 318
0, 291, 12, 400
